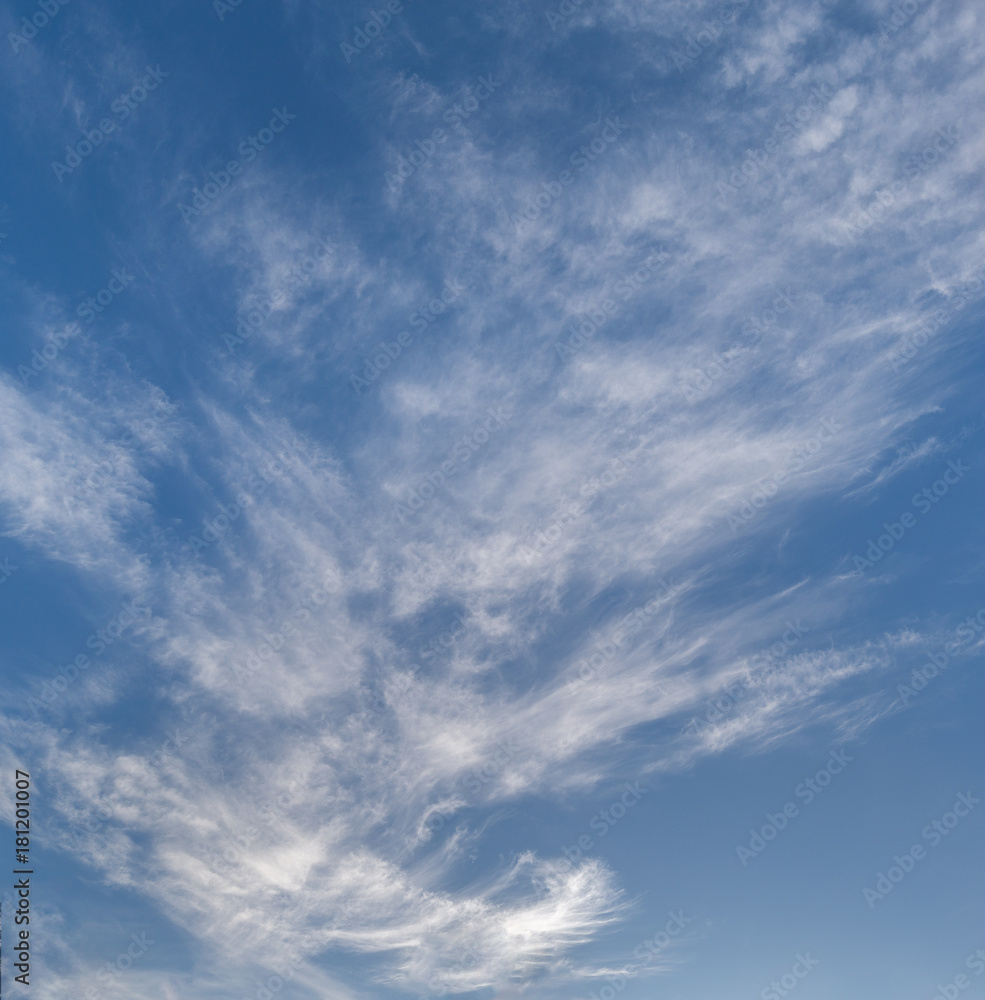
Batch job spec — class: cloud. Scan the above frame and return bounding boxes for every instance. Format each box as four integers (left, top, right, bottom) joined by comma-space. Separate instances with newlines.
3, 0, 985, 993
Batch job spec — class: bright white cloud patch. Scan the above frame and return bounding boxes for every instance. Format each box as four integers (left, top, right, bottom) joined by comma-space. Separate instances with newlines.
1, 0, 983, 997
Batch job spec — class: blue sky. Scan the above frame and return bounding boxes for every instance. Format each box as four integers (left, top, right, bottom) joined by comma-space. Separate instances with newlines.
0, 0, 984, 997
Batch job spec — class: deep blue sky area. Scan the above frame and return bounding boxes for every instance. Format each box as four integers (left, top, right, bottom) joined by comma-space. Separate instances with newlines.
1, 1, 984, 998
